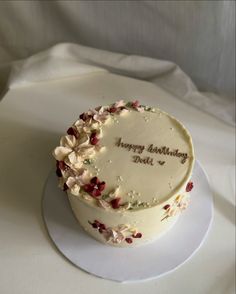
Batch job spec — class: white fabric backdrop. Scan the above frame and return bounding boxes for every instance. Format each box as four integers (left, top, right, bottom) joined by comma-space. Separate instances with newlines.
0, 63, 235, 294
0, 1, 235, 99
6, 43, 235, 126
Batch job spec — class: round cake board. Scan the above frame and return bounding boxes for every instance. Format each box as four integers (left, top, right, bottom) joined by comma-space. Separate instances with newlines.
42, 160, 213, 283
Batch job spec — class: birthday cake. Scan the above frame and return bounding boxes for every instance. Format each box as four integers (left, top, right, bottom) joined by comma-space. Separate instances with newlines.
53, 100, 195, 247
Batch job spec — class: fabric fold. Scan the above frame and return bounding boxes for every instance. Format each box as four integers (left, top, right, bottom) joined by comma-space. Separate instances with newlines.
6, 43, 235, 126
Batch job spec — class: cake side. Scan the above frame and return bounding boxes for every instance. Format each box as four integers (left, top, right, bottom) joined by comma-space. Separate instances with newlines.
52, 100, 195, 247
68, 181, 192, 247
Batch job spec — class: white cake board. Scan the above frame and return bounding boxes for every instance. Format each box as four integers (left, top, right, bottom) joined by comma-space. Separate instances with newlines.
42, 160, 213, 282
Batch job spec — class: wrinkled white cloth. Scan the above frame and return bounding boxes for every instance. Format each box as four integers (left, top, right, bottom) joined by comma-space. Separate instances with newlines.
7, 43, 235, 126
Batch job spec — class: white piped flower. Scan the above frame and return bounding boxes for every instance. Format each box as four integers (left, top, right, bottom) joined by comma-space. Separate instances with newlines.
65, 169, 90, 196
53, 146, 71, 161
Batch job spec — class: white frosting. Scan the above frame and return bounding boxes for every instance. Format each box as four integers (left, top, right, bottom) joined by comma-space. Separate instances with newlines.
86, 109, 194, 205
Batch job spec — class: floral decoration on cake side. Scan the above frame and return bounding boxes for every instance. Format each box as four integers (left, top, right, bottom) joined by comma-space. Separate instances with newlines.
88, 220, 142, 244
52, 100, 155, 211
161, 181, 193, 221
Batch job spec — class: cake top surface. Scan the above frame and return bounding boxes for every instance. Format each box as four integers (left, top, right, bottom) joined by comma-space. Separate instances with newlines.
53, 100, 194, 211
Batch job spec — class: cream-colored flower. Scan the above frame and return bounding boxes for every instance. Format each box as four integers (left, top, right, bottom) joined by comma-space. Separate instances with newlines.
107, 186, 120, 200
105, 228, 125, 244
74, 119, 100, 134
53, 146, 72, 161
53, 135, 77, 161
65, 169, 90, 196
92, 107, 110, 124
97, 199, 111, 209
162, 194, 190, 221
117, 224, 130, 232
53, 133, 94, 170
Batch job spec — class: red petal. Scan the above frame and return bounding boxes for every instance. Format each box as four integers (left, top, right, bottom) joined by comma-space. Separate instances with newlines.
63, 183, 68, 191
90, 177, 100, 185
110, 197, 121, 209
67, 127, 77, 137
90, 136, 99, 145
91, 189, 101, 197
92, 223, 98, 229
79, 113, 86, 121
131, 100, 140, 108
132, 232, 142, 238
186, 181, 193, 192
98, 181, 106, 191
99, 223, 106, 230
163, 204, 170, 210
125, 237, 133, 244
108, 107, 117, 113
83, 184, 94, 192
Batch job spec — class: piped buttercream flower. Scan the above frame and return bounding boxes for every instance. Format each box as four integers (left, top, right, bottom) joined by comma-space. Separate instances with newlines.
66, 127, 79, 138
53, 133, 98, 171
79, 106, 109, 125
108, 100, 128, 114
56, 160, 69, 177
83, 177, 106, 197
93, 106, 110, 123
186, 181, 193, 192
104, 227, 125, 244
161, 194, 190, 221
65, 169, 91, 196
130, 100, 144, 112
74, 119, 100, 135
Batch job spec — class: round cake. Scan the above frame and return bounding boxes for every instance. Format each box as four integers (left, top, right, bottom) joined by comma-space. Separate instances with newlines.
53, 100, 195, 247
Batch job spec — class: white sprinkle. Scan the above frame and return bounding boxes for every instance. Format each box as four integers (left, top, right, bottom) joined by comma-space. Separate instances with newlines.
108, 159, 112, 163
117, 176, 123, 182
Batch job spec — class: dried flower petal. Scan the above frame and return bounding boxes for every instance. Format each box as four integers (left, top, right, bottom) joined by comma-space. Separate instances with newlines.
90, 177, 99, 185
98, 181, 106, 191
90, 133, 99, 145
163, 204, 170, 210
125, 237, 133, 244
132, 232, 142, 238
67, 127, 78, 137
53, 146, 71, 161
186, 181, 193, 192
63, 183, 68, 191
110, 197, 121, 209
97, 199, 111, 209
